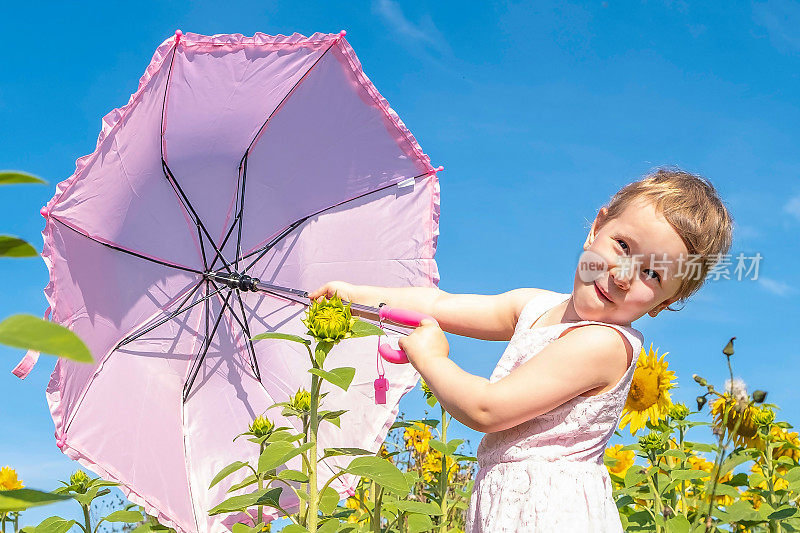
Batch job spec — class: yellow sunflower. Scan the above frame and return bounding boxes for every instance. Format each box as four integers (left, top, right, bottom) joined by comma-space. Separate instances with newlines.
378, 443, 394, 464
345, 487, 371, 523
604, 444, 635, 478
420, 448, 458, 484
768, 425, 800, 462
403, 421, 432, 456
685, 455, 736, 505
0, 466, 24, 490
619, 343, 676, 435
711, 394, 760, 448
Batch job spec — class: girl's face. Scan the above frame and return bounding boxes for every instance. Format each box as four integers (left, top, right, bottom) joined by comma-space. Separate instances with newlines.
571, 197, 689, 326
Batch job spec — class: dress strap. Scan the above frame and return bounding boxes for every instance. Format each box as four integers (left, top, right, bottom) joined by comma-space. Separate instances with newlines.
515, 291, 571, 332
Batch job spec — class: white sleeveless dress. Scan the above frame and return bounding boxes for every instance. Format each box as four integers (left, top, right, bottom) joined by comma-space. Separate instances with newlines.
464, 291, 645, 532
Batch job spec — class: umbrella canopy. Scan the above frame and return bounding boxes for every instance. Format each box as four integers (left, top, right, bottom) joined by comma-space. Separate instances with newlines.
25, 30, 440, 532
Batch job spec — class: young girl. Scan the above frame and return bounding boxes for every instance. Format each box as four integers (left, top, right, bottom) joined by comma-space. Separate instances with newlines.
308, 168, 733, 532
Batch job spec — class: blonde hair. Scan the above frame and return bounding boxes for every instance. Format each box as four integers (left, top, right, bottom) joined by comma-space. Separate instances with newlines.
595, 166, 734, 311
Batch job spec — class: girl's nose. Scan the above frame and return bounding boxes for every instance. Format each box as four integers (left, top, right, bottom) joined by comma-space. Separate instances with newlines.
608, 258, 633, 290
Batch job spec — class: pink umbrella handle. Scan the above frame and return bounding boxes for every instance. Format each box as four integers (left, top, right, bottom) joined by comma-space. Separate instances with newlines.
377, 306, 438, 364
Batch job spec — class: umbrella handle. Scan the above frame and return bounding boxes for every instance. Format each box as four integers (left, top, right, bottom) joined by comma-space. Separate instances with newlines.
377, 306, 438, 364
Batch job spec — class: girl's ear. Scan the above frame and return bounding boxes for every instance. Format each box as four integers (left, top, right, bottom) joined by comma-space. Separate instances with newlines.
584, 207, 609, 250
649, 296, 679, 317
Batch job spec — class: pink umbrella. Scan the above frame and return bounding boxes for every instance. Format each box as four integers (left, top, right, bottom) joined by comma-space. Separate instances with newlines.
15, 30, 440, 532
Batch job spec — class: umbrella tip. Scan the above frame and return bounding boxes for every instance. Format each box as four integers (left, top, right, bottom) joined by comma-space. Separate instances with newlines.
334, 30, 346, 42
40, 205, 50, 218
435, 165, 444, 172
175, 29, 183, 43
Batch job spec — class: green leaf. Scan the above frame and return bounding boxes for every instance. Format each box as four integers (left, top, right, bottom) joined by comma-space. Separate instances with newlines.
670, 469, 711, 481
258, 441, 313, 472
308, 367, 355, 392
317, 486, 340, 514
281, 525, 310, 533
0, 171, 47, 185
0, 489, 73, 512
719, 451, 752, 476
0, 236, 37, 257
665, 514, 691, 533
104, 510, 145, 523
209, 461, 250, 489
405, 513, 434, 533
388, 500, 443, 515
768, 506, 798, 521
251, 332, 310, 345
662, 449, 687, 461
276, 469, 308, 483
208, 488, 272, 515
349, 318, 385, 338
317, 518, 340, 533
231, 524, 261, 533
428, 438, 460, 455
72, 485, 101, 506
0, 314, 92, 363
344, 456, 409, 495
227, 474, 258, 493
624, 467, 647, 488
320, 447, 375, 460
27, 516, 76, 533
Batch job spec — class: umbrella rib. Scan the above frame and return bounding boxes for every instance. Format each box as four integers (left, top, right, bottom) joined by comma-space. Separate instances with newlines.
206, 279, 261, 381
51, 216, 203, 275
243, 40, 337, 157
239, 170, 434, 275
158, 44, 234, 274
234, 288, 261, 381
183, 288, 233, 403
116, 282, 224, 348
160, 159, 234, 274
216, 41, 337, 271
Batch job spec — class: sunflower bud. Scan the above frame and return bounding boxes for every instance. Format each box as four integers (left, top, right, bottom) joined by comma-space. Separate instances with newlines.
249, 415, 275, 438
722, 337, 735, 356
639, 432, 664, 452
754, 406, 775, 428
291, 389, 311, 413
668, 403, 690, 421
752, 390, 768, 403
302, 294, 356, 343
70, 469, 90, 491
693, 374, 707, 387
420, 378, 434, 400
696, 395, 707, 410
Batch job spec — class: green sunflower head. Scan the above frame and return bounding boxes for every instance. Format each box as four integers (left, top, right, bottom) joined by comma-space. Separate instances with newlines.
291, 388, 312, 413
69, 469, 90, 492
302, 293, 356, 343
249, 415, 275, 439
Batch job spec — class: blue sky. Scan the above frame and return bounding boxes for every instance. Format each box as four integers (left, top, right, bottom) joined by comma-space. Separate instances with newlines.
2, 0, 799, 529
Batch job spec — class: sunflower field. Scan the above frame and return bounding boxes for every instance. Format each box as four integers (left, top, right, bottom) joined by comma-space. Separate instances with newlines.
3, 292, 799, 532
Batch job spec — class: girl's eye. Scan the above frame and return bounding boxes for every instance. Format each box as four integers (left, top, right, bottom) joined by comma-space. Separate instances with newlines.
615, 239, 630, 254
644, 269, 661, 283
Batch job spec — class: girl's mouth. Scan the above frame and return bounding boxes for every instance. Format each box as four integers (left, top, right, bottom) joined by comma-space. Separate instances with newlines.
594, 281, 613, 303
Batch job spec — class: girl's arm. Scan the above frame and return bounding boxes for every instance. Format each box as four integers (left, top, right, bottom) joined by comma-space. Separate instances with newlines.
474, 324, 633, 433
308, 282, 546, 341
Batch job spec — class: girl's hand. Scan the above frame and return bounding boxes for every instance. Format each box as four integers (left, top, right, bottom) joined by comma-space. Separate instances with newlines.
308, 281, 358, 303
398, 319, 449, 373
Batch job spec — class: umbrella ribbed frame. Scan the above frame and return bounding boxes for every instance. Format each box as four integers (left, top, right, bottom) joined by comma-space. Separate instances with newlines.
58, 38, 436, 404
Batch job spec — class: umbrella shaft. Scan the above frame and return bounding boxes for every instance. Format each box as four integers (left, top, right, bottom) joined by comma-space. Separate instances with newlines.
205, 272, 383, 320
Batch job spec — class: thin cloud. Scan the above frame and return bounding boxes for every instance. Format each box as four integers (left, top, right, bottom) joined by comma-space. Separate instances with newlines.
783, 195, 800, 221
372, 0, 453, 65
752, 0, 800, 53
757, 276, 794, 296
